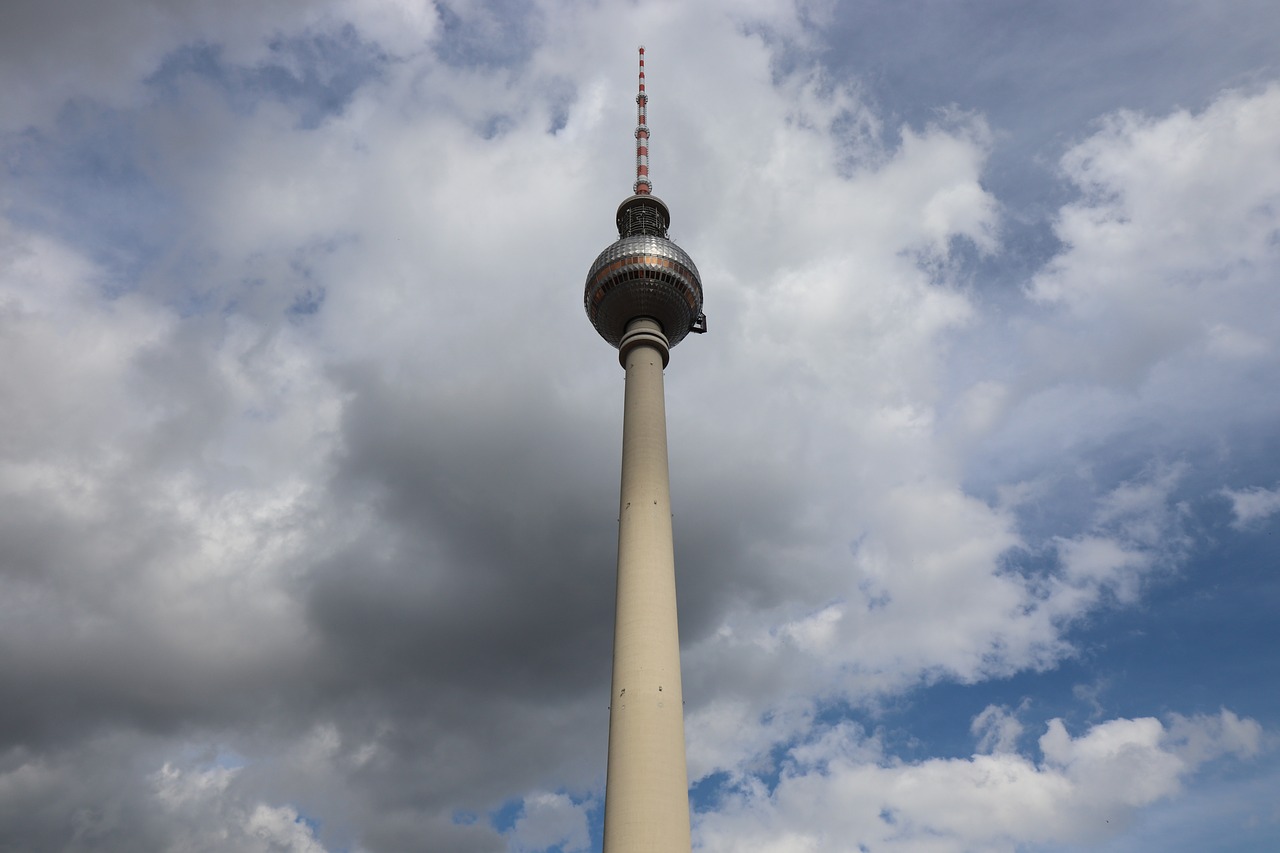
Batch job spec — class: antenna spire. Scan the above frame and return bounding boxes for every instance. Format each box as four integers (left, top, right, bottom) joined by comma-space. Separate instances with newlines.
634, 46, 650, 195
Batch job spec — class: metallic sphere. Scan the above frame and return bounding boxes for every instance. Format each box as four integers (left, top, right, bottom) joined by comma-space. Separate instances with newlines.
584, 233, 703, 349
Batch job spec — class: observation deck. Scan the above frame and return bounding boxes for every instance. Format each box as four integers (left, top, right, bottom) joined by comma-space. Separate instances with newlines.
584, 194, 705, 349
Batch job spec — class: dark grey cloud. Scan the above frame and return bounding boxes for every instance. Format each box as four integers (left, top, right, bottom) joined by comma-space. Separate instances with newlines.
310, 364, 622, 700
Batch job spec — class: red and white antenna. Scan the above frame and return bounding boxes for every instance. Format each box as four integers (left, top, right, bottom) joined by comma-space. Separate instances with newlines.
634, 46, 651, 195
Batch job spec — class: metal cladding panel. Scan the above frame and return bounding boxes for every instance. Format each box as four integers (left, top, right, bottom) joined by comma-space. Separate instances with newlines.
584, 235, 703, 348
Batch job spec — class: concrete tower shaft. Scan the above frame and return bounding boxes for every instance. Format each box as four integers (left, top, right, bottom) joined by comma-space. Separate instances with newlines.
604, 318, 690, 853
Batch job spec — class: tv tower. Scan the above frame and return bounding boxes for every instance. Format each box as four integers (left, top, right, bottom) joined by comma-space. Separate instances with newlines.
583, 46, 705, 853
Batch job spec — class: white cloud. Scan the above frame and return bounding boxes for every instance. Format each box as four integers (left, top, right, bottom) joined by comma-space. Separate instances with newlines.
152, 763, 333, 853
506, 792, 592, 853
0, 217, 331, 688
1021, 84, 1280, 406
955, 85, 1280, 507
693, 710, 1263, 853
1033, 84, 1280, 316
680, 78, 1280, 813
1221, 484, 1280, 530
1046, 466, 1188, 609
683, 462, 1192, 790
340, 0, 439, 57
972, 703, 1026, 755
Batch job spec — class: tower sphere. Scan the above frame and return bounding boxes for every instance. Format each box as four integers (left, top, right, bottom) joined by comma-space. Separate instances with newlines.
584, 195, 704, 349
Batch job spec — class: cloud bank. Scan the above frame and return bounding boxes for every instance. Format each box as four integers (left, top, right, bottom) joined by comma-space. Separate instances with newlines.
0, 1, 1276, 850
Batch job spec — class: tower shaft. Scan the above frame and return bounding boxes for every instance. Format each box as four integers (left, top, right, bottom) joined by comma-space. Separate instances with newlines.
603, 318, 691, 853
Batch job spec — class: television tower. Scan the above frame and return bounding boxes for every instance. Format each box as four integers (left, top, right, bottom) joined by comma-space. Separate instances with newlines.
583, 46, 705, 853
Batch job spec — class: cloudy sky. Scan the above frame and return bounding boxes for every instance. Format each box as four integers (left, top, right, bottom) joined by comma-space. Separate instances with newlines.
2, 1, 1278, 851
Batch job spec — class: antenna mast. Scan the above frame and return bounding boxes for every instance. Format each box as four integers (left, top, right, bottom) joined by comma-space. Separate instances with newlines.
634, 46, 651, 195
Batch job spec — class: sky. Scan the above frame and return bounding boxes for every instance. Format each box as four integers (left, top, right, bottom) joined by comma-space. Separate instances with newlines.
1, 1, 1278, 851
